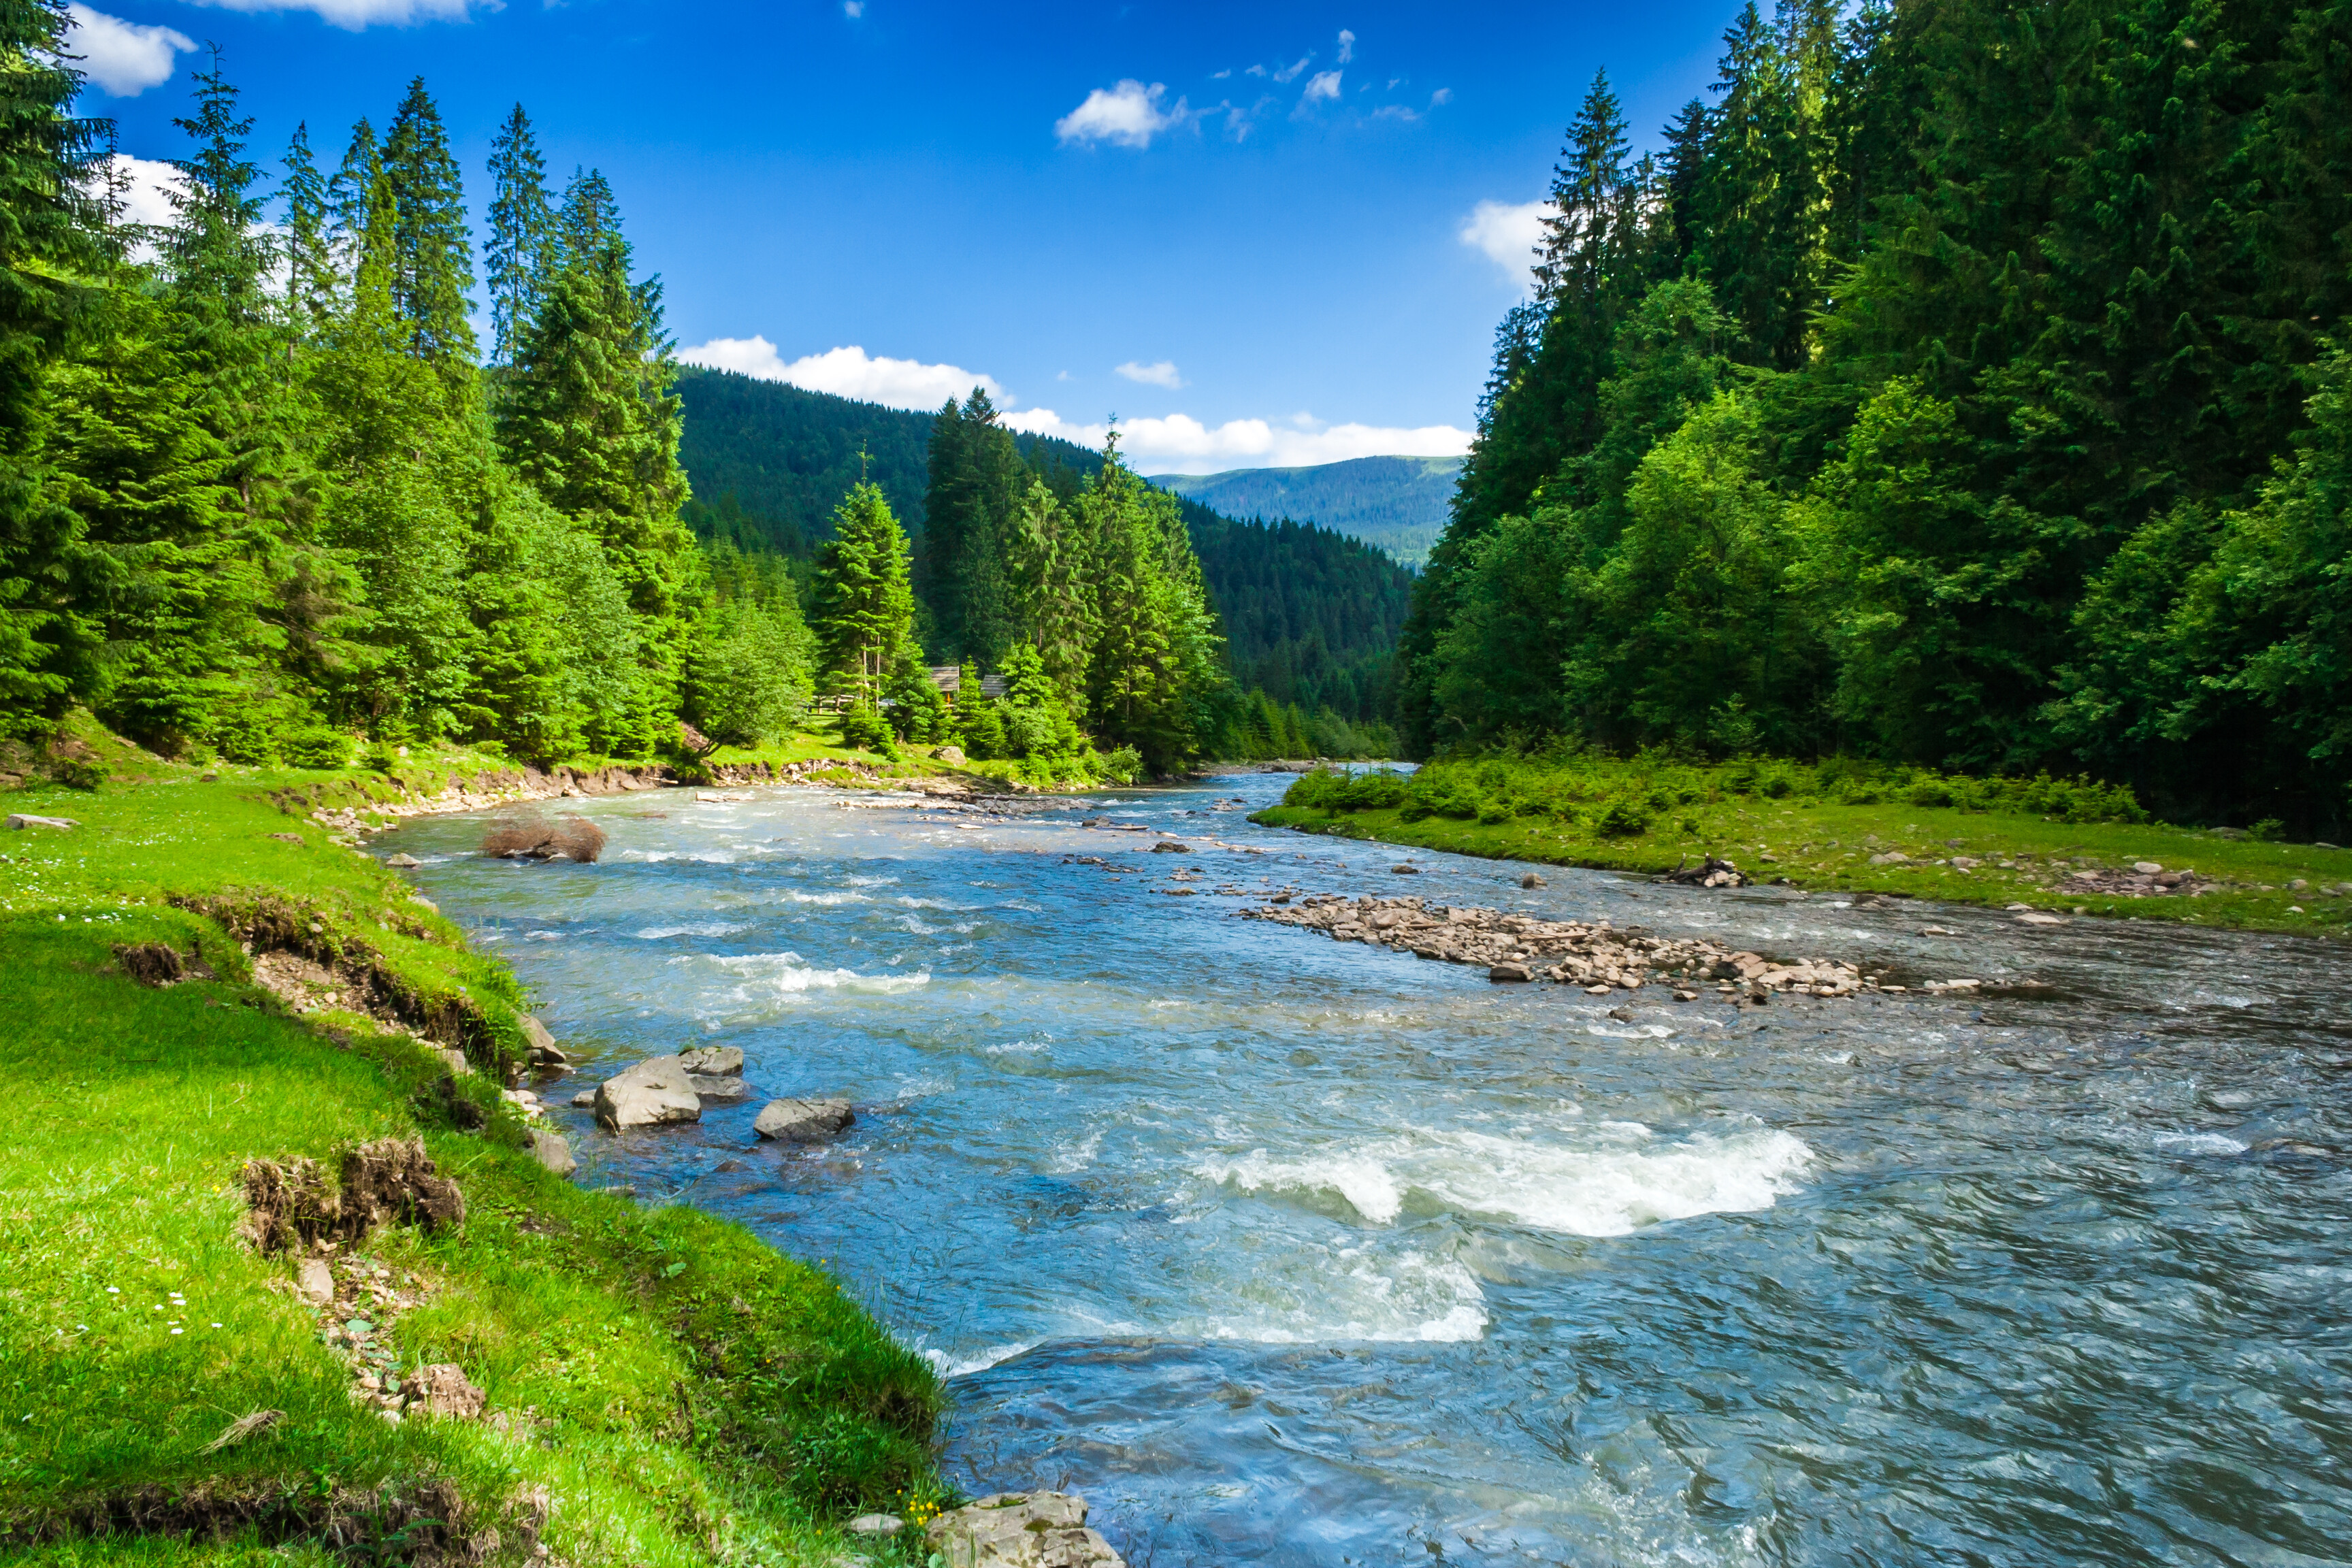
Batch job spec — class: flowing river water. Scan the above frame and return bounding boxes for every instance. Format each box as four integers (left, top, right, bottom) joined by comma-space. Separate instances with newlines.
381, 770, 2352, 1567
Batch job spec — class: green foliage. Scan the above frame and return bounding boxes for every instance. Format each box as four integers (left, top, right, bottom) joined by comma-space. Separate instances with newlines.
1407, 0, 2352, 834
811, 481, 917, 706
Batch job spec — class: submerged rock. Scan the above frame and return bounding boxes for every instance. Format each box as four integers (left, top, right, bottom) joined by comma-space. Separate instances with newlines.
753, 1097, 854, 1142
593, 1058, 704, 1130
385, 852, 422, 868
926, 1492, 1126, 1567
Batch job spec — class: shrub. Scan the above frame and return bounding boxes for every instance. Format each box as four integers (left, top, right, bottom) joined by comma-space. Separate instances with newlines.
1591, 799, 1652, 836
838, 702, 892, 753
281, 728, 350, 769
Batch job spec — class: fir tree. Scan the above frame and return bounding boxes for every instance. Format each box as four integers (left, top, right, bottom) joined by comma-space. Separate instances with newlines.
380, 78, 474, 370
280, 122, 334, 335
0, 0, 113, 734
484, 103, 555, 367
811, 480, 917, 704
325, 118, 378, 257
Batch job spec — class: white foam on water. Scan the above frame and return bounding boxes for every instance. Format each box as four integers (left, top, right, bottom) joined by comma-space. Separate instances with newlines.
1198, 1124, 1814, 1238
1047, 1126, 1104, 1172
1586, 1023, 1676, 1039
620, 849, 740, 865
2154, 1130, 2249, 1156
1177, 1246, 1488, 1344
634, 921, 750, 940
924, 1340, 1042, 1378
777, 889, 864, 906
985, 1036, 1049, 1056
896, 896, 977, 911
844, 873, 900, 887
708, 952, 930, 998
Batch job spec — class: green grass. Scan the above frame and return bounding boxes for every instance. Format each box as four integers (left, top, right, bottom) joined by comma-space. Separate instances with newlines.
1256, 759, 2352, 938
1, 731, 947, 1564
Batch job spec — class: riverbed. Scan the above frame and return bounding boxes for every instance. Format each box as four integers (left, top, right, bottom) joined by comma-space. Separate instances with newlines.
382, 770, 2352, 1567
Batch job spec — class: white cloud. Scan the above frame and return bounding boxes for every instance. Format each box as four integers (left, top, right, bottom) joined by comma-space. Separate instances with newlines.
179, 0, 482, 31
1115, 359, 1184, 390
677, 339, 1006, 411
1210, 67, 1230, 80
1336, 28, 1355, 63
1001, 406, 1472, 473
1300, 69, 1342, 106
1055, 79, 1188, 149
64, 5, 194, 97
1460, 197, 1554, 289
1431, 86, 1453, 106
1245, 63, 1267, 78
843, 0, 862, 14
1271, 56, 1311, 84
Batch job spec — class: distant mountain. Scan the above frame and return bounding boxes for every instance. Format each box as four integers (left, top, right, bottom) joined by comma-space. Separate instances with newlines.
1153, 455, 1463, 565
671, 368, 1414, 720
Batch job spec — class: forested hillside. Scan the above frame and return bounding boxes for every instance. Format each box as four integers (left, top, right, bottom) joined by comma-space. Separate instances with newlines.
676, 372, 1416, 730
0, 31, 818, 768
1407, 0, 2352, 833
1158, 455, 1463, 564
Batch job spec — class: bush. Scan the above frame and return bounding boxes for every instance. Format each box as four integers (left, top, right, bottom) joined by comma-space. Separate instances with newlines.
280, 728, 350, 769
1591, 798, 1652, 836
838, 702, 892, 753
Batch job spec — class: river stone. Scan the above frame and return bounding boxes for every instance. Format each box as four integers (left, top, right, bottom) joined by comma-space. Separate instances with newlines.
571, 1090, 595, 1107
847, 1514, 903, 1536
593, 1057, 704, 1130
1520, 872, 1547, 888
753, 1097, 853, 1142
2134, 861, 2163, 875
936, 745, 966, 766
385, 852, 422, 868
1151, 840, 1190, 853
1489, 962, 1533, 982
679, 1044, 743, 1077
691, 1074, 750, 1102
519, 1013, 559, 1055
5, 813, 78, 830
2014, 912, 2069, 926
925, 1492, 1125, 1567
296, 1257, 334, 1306
529, 1130, 576, 1178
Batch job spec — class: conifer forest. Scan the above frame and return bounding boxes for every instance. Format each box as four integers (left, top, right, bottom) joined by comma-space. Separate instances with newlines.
1406, 0, 2351, 833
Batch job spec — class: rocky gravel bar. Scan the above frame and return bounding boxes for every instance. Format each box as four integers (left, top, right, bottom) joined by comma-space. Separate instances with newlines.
1242, 894, 1891, 1000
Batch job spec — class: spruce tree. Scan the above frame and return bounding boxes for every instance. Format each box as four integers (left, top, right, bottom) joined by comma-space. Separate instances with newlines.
0, 0, 112, 734
380, 78, 475, 370
326, 118, 378, 257
280, 122, 334, 335
811, 481, 917, 703
485, 103, 555, 367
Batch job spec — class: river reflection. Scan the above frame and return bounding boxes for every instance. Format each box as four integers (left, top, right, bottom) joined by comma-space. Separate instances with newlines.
385, 771, 2352, 1567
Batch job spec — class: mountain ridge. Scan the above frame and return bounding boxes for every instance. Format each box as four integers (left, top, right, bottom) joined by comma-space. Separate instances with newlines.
1153, 455, 1464, 566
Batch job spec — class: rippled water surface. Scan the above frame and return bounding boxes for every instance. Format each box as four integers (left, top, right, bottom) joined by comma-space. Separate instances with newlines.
383, 772, 2352, 1566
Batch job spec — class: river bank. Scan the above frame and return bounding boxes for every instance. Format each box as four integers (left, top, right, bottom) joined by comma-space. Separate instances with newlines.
1252, 764, 2352, 940
0, 726, 951, 1564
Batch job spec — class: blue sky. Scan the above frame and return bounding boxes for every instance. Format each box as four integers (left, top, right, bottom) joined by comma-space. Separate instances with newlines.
68, 0, 1736, 472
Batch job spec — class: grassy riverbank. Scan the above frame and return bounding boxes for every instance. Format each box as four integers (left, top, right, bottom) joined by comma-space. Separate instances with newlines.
1253, 756, 2352, 938
0, 725, 947, 1563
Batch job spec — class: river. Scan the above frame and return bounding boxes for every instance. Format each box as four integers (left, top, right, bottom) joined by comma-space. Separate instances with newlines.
380, 769, 2352, 1567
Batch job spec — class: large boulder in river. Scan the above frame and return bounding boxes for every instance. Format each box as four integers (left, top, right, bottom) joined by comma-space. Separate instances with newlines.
593, 1058, 702, 1130
926, 1492, 1125, 1567
753, 1097, 853, 1143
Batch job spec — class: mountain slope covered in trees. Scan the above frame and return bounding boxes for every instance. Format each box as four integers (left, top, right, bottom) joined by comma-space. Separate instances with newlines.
1407, 0, 2352, 833
675, 372, 1416, 728
1156, 455, 1464, 565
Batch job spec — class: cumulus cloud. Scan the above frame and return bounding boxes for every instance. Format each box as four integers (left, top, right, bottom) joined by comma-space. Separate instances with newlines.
676, 339, 1006, 411
1336, 28, 1355, 63
1056, 79, 1190, 148
1000, 406, 1472, 473
99, 152, 188, 248
1115, 359, 1184, 390
179, 0, 481, 30
64, 5, 193, 97
1299, 69, 1342, 107
1460, 197, 1554, 289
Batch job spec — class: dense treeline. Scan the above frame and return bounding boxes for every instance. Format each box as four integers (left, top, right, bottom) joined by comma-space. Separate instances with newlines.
1159, 455, 1463, 566
916, 396, 1364, 770
1405, 0, 2352, 832
678, 371, 1416, 742
0, 10, 808, 764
